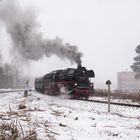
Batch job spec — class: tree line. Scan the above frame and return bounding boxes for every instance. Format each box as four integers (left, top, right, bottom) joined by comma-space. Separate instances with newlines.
0, 64, 28, 89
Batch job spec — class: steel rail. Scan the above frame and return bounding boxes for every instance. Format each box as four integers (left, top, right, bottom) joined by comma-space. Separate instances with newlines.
0, 89, 34, 93
78, 99, 140, 108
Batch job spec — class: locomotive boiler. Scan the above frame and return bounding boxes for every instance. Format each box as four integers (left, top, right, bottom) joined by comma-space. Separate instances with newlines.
35, 64, 95, 99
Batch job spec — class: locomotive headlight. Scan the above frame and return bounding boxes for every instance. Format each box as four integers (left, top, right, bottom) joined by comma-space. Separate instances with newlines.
90, 83, 93, 87
74, 83, 77, 86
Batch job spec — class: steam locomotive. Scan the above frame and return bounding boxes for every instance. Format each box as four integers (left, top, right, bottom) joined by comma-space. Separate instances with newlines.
35, 64, 95, 99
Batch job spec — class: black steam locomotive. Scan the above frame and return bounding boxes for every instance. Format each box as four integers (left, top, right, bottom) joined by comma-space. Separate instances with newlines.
35, 64, 95, 99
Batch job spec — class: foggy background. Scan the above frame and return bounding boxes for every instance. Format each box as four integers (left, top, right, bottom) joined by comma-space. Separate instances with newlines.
0, 0, 140, 89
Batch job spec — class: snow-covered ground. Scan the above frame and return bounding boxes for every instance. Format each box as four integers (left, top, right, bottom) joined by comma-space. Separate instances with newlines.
0, 91, 140, 140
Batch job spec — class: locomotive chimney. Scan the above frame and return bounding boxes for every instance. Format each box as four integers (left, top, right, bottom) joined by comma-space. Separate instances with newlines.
77, 62, 82, 69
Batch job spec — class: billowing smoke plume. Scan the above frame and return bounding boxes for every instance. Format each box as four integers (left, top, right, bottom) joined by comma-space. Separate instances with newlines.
0, 0, 82, 64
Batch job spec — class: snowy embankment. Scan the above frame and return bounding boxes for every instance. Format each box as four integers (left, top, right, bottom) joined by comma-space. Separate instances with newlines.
0, 91, 140, 140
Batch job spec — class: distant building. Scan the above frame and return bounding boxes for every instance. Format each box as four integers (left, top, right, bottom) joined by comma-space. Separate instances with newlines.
117, 71, 140, 92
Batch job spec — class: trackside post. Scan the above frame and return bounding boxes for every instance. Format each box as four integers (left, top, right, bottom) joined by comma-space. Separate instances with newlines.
106, 80, 111, 112
24, 80, 29, 97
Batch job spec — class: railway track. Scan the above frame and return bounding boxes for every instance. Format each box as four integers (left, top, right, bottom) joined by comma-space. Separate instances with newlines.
0, 89, 34, 93
1, 90, 140, 108
78, 98, 140, 108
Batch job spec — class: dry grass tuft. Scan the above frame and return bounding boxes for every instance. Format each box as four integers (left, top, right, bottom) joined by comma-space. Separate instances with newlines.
0, 119, 38, 140
0, 120, 19, 140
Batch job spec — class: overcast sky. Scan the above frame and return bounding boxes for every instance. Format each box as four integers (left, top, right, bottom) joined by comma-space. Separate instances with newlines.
1, 0, 140, 89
